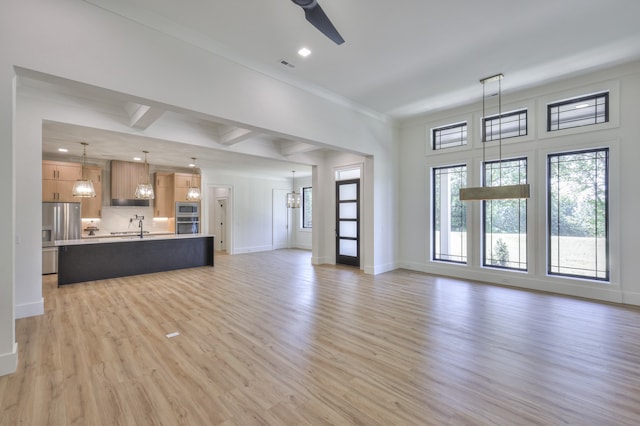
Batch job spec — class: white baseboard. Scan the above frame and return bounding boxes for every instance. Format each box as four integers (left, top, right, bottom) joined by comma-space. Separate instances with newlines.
311, 256, 332, 265
0, 343, 18, 376
364, 262, 397, 275
15, 298, 44, 319
397, 260, 627, 305
622, 291, 640, 306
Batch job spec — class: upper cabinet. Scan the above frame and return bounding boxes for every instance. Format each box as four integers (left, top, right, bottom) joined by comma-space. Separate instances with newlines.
81, 166, 102, 218
153, 172, 174, 218
153, 172, 201, 218
42, 160, 82, 202
111, 160, 149, 201
174, 173, 201, 203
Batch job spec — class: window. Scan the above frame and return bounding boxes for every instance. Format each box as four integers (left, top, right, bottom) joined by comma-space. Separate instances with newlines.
483, 158, 528, 270
432, 122, 467, 150
483, 109, 527, 141
433, 165, 467, 263
302, 187, 312, 229
548, 92, 609, 131
548, 149, 609, 280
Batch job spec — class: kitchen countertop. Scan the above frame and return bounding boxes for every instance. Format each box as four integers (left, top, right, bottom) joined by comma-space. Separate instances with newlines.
56, 234, 215, 246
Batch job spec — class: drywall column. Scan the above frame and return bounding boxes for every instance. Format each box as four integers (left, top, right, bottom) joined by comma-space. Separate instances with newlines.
0, 67, 17, 376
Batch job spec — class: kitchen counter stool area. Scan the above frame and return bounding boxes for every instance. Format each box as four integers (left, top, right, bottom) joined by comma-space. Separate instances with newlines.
57, 235, 214, 285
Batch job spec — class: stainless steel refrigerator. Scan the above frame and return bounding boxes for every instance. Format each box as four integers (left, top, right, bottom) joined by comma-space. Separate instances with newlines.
42, 202, 81, 274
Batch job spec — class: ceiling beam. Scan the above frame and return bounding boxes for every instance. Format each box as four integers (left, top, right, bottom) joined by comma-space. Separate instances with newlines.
125, 102, 165, 130
218, 126, 255, 146
279, 140, 320, 157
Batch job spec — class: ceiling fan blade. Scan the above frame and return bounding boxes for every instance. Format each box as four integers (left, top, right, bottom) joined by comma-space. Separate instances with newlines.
291, 0, 345, 45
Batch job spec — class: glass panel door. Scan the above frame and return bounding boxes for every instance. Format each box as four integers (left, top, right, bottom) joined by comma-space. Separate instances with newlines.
336, 179, 360, 267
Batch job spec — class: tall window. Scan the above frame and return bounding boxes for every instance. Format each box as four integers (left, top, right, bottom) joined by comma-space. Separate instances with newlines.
433, 165, 467, 263
302, 187, 312, 229
548, 149, 609, 280
483, 158, 528, 270
483, 109, 527, 141
432, 122, 467, 150
548, 92, 609, 131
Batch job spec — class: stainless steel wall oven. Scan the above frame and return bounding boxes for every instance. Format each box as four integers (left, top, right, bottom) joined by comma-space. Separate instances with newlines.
176, 202, 200, 234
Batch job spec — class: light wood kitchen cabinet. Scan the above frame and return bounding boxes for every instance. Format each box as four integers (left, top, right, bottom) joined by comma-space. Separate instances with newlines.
80, 166, 102, 218
111, 160, 149, 200
174, 173, 201, 203
42, 160, 82, 202
153, 172, 174, 218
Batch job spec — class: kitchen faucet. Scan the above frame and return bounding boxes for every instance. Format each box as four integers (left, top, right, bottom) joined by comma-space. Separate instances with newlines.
131, 214, 144, 238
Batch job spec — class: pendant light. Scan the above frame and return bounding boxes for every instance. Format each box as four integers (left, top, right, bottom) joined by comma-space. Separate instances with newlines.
287, 170, 301, 208
134, 150, 155, 199
459, 74, 530, 201
186, 157, 202, 201
72, 142, 96, 198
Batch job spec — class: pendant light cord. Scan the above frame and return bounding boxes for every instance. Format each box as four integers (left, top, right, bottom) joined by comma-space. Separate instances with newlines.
482, 81, 486, 187
498, 77, 502, 187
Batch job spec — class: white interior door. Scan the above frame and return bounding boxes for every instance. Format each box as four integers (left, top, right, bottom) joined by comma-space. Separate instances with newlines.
273, 189, 288, 249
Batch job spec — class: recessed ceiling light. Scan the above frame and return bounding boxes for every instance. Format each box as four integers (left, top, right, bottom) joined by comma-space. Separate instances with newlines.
133, 156, 142, 161
58, 148, 68, 153
298, 47, 311, 57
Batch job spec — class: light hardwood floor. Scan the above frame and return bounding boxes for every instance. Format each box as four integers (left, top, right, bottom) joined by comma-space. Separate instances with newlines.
2, 249, 640, 425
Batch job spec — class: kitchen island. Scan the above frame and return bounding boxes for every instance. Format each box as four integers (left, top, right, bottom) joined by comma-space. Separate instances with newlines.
56, 234, 214, 286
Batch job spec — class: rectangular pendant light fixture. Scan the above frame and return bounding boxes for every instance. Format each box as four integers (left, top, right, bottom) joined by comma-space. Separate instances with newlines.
460, 73, 530, 202
459, 183, 530, 201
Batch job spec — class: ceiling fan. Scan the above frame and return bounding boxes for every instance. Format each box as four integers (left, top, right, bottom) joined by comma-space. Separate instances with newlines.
290, 0, 345, 45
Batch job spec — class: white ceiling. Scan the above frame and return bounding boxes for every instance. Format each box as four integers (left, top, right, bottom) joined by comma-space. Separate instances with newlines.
33, 0, 640, 177
87, 0, 640, 117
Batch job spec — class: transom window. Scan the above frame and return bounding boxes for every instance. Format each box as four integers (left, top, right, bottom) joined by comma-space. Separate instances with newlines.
432, 165, 467, 263
548, 92, 609, 131
483, 158, 528, 271
432, 122, 467, 150
548, 148, 609, 281
483, 109, 527, 141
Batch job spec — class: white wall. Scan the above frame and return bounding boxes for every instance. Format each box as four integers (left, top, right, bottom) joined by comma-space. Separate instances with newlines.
398, 60, 640, 304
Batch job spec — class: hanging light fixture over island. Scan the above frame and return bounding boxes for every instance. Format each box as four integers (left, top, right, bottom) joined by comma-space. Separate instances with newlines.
186, 157, 202, 201
134, 150, 155, 199
72, 142, 96, 198
459, 74, 530, 201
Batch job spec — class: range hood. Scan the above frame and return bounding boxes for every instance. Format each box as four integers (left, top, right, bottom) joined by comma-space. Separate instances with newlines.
110, 160, 151, 207
111, 198, 150, 207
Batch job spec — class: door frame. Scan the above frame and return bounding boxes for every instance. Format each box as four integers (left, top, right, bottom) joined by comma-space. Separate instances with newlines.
335, 178, 360, 267
208, 184, 233, 254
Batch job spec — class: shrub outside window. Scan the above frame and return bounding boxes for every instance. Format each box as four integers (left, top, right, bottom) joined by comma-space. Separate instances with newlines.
483, 158, 528, 271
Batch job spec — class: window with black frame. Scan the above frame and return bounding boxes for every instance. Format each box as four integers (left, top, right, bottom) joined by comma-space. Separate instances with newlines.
302, 187, 312, 229
432, 122, 467, 150
548, 92, 608, 131
432, 165, 467, 263
483, 109, 527, 141
482, 158, 528, 271
548, 148, 609, 280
